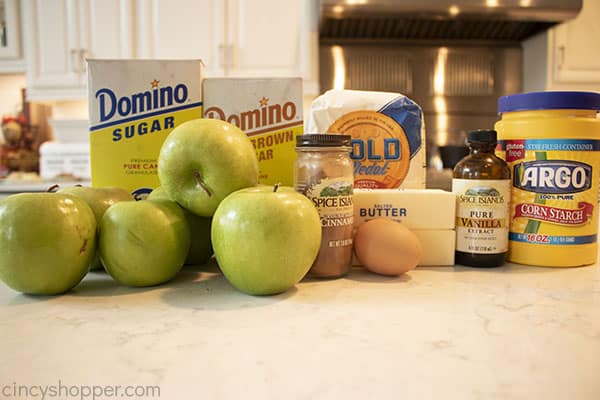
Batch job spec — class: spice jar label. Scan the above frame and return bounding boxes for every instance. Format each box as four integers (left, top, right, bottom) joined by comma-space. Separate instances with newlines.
306, 177, 354, 229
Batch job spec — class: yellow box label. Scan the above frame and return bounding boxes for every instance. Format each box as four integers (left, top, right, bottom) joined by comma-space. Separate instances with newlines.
88, 59, 203, 199
90, 106, 202, 199
248, 124, 302, 186
203, 77, 303, 188
497, 139, 600, 246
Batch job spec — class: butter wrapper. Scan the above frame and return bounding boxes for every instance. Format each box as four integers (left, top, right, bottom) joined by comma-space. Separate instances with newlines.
354, 188, 456, 230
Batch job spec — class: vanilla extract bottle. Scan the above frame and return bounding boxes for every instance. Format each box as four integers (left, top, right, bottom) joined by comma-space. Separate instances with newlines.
452, 130, 511, 267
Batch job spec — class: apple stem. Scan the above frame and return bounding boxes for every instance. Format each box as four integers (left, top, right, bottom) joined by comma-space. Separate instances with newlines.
47, 184, 60, 193
193, 170, 212, 197
273, 183, 280, 193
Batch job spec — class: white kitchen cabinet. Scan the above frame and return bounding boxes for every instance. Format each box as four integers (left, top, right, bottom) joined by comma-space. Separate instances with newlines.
226, 0, 300, 76
22, 0, 318, 101
137, 0, 319, 94
550, 0, 600, 85
226, 0, 318, 94
0, 0, 25, 72
135, 0, 223, 77
523, 0, 600, 92
22, 0, 134, 101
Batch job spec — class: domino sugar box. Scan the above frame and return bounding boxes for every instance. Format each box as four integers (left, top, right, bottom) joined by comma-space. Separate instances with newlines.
87, 59, 203, 199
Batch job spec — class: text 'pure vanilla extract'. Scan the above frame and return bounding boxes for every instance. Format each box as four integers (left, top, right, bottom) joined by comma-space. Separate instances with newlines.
453, 130, 510, 267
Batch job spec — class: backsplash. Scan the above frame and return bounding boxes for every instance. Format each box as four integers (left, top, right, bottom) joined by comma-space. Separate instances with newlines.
0, 73, 25, 119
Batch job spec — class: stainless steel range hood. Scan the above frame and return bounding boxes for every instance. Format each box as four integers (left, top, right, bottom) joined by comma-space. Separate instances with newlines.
320, 0, 582, 41
318, 0, 583, 187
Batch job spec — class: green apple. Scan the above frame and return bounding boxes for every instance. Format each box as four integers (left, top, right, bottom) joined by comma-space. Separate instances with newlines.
0, 193, 96, 295
211, 185, 321, 295
146, 186, 171, 202
99, 199, 190, 287
148, 186, 213, 265
158, 118, 259, 217
58, 186, 132, 270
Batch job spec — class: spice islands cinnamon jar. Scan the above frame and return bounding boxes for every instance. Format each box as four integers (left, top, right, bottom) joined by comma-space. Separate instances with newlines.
294, 134, 354, 278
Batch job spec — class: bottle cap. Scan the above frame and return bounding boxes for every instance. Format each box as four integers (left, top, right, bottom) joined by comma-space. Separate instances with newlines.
498, 91, 600, 113
296, 134, 352, 147
467, 129, 497, 143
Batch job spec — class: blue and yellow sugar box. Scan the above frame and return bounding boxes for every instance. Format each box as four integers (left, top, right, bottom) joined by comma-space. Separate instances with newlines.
87, 59, 203, 199
203, 77, 303, 186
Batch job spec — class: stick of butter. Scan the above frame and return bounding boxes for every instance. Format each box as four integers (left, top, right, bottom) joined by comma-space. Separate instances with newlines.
354, 189, 456, 230
414, 230, 456, 266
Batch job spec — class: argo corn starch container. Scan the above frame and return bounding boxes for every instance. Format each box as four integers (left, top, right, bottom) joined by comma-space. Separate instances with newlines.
495, 91, 600, 267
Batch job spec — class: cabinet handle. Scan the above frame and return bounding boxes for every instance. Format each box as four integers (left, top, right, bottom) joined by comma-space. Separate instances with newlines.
558, 45, 565, 70
70, 49, 88, 75
218, 44, 226, 69
218, 44, 235, 74
79, 49, 88, 73
219, 44, 233, 75
70, 49, 79, 74
226, 45, 234, 70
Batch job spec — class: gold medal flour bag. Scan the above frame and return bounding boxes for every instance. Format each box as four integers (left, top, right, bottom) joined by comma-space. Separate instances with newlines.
306, 89, 426, 189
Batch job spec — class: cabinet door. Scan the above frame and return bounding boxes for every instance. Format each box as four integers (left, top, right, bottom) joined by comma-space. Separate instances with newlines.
552, 0, 600, 84
0, 0, 25, 72
226, 0, 303, 77
23, 0, 134, 101
23, 0, 83, 100
136, 0, 224, 77
79, 0, 135, 60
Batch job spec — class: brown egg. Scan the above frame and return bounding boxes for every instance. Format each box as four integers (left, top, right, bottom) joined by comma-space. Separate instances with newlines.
354, 219, 422, 276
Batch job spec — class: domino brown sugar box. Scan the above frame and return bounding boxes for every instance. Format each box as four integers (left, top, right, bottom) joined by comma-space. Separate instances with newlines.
294, 134, 354, 278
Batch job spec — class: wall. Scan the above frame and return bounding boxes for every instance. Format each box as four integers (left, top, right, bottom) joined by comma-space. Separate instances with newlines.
51, 96, 317, 124
0, 73, 25, 145
522, 32, 548, 93
51, 100, 88, 120
0, 73, 25, 117
0, 72, 53, 171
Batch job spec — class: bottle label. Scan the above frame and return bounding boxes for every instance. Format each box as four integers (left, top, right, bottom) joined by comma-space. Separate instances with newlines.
453, 179, 510, 254
306, 177, 354, 243
497, 139, 599, 246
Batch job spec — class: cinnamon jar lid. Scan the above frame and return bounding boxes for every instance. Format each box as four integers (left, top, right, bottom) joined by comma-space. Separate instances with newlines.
296, 134, 351, 147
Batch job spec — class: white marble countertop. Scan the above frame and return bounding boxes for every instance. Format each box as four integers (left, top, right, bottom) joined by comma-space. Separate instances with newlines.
0, 180, 91, 198
1, 261, 599, 400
